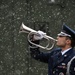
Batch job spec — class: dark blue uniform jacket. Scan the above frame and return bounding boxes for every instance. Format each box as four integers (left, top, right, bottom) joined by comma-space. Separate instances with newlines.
30, 47, 75, 75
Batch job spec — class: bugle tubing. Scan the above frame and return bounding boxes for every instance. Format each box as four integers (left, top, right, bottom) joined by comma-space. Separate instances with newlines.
19, 23, 57, 50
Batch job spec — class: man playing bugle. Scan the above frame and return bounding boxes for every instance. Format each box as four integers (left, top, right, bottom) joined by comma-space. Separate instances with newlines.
29, 24, 75, 75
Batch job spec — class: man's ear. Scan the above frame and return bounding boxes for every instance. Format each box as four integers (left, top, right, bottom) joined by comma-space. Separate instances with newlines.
66, 39, 71, 44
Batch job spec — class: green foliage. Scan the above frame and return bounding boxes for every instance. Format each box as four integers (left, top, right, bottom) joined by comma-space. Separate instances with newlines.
0, 0, 75, 75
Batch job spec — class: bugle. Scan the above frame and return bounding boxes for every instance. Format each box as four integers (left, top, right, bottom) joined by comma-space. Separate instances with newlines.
19, 23, 57, 50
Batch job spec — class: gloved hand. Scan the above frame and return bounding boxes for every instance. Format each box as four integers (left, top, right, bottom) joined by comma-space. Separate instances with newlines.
33, 30, 46, 40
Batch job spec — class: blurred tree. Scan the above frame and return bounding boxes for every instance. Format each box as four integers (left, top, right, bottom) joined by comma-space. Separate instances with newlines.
0, 0, 75, 75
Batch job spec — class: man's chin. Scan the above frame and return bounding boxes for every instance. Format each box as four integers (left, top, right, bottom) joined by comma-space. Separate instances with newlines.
56, 44, 62, 47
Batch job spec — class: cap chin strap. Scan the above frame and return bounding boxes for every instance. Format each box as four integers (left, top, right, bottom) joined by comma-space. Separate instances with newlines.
58, 32, 71, 37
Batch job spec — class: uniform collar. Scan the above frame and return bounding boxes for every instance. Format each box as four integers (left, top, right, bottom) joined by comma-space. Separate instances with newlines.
61, 47, 72, 55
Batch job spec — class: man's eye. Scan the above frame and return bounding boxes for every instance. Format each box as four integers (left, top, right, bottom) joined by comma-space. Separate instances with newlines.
58, 36, 63, 37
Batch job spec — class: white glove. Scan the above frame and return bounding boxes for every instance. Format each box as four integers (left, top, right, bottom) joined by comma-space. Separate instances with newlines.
33, 30, 46, 40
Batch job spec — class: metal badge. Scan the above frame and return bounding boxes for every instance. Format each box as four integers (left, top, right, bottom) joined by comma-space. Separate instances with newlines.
62, 63, 67, 69
62, 63, 66, 65
64, 54, 67, 57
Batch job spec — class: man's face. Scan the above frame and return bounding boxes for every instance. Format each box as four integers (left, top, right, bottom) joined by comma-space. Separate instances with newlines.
56, 36, 70, 47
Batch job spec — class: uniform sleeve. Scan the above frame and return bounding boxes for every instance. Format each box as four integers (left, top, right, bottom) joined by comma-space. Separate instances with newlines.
30, 47, 50, 63
69, 56, 75, 75
29, 40, 50, 63
67, 56, 75, 75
